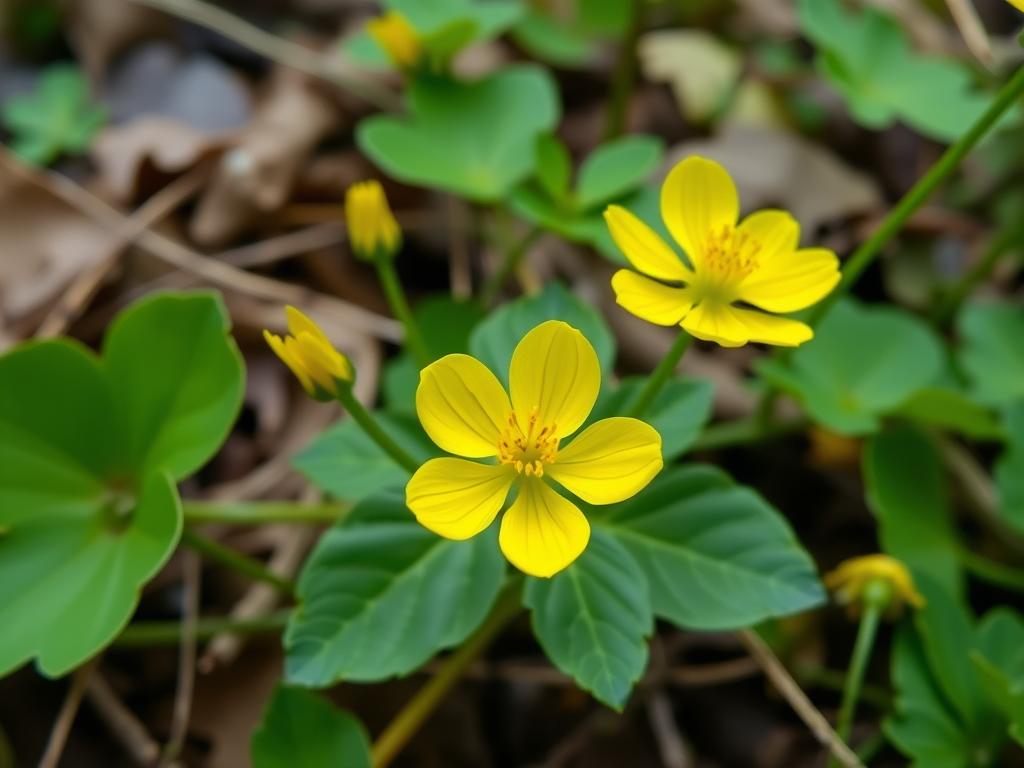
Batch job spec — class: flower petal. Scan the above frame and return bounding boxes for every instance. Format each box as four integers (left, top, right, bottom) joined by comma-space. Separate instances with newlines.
683, 302, 813, 348
406, 458, 513, 540
740, 247, 841, 313
611, 270, 693, 326
661, 156, 739, 268
548, 417, 663, 505
286, 305, 332, 348
604, 205, 691, 281
417, 354, 512, 457
264, 331, 314, 395
499, 478, 590, 577
509, 320, 600, 439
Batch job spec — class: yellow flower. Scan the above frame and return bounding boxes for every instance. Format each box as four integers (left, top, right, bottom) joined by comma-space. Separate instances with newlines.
345, 180, 402, 262
605, 156, 840, 348
264, 306, 353, 399
824, 554, 925, 617
406, 320, 664, 578
366, 10, 422, 70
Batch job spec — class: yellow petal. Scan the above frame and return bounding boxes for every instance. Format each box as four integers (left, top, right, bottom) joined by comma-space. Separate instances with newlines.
683, 302, 812, 347
740, 246, 841, 313
509, 320, 600, 439
406, 458, 513, 540
264, 331, 314, 395
499, 478, 590, 577
604, 205, 691, 281
661, 156, 739, 269
611, 269, 693, 326
417, 354, 512, 458
286, 306, 332, 348
548, 417, 663, 504
294, 332, 348, 393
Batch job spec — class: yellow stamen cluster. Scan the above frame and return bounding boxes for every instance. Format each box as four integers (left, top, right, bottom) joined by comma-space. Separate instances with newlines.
366, 11, 422, 70
825, 554, 925, 618
345, 180, 401, 262
498, 409, 559, 477
264, 306, 353, 400
703, 224, 761, 282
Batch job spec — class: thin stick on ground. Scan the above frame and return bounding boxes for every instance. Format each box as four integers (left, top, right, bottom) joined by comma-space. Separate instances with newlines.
38, 658, 99, 768
737, 629, 864, 768
159, 551, 200, 767
87, 674, 161, 766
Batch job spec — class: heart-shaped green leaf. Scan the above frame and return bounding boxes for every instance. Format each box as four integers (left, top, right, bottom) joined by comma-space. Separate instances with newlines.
598, 465, 824, 630
957, 302, 1024, 407
358, 66, 559, 202
0, 291, 243, 676
285, 489, 506, 685
525, 528, 651, 710
756, 299, 944, 435
251, 686, 372, 768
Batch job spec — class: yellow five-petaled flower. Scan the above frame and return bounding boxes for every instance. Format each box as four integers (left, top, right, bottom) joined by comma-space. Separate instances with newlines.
406, 320, 664, 578
345, 180, 402, 262
264, 306, 353, 400
606, 156, 840, 347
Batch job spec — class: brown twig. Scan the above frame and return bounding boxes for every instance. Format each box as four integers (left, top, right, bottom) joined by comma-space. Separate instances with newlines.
38, 658, 99, 768
87, 674, 161, 766
737, 629, 864, 768
645, 688, 692, 768
159, 551, 200, 767
944, 0, 993, 67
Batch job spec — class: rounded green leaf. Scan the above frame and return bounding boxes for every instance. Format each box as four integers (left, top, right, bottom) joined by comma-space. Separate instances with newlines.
598, 465, 824, 630
252, 685, 372, 768
469, 282, 615, 385
996, 403, 1024, 535
574, 135, 663, 211
103, 291, 245, 480
525, 528, 652, 710
285, 489, 506, 685
357, 66, 559, 201
756, 299, 944, 435
957, 302, 1024, 407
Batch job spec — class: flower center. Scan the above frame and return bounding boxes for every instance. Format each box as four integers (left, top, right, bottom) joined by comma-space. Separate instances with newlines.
694, 224, 761, 301
498, 408, 559, 477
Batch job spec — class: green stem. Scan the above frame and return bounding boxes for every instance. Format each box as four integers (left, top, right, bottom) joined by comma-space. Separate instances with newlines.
376, 258, 432, 368
480, 225, 542, 306
370, 579, 523, 768
183, 500, 350, 525
958, 546, 1024, 593
692, 415, 807, 451
808, 64, 1024, 327
828, 595, 885, 768
932, 220, 1024, 325
114, 611, 290, 647
335, 383, 420, 474
181, 529, 296, 598
604, 0, 642, 139
626, 330, 692, 418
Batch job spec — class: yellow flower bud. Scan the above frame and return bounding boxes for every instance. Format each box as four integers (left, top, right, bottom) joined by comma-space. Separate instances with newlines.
366, 11, 422, 70
824, 554, 925, 618
264, 306, 353, 400
345, 180, 402, 263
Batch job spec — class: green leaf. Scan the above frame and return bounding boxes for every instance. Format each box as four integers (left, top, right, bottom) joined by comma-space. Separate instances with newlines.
525, 529, 652, 710
756, 299, 944, 435
797, 0, 994, 142
1, 63, 106, 165
863, 426, 963, 600
103, 291, 245, 480
892, 387, 1004, 441
591, 377, 714, 461
995, 403, 1024, 534
510, 9, 595, 68
252, 686, 372, 768
957, 302, 1024, 407
598, 466, 825, 630
0, 469, 181, 677
469, 282, 616, 385
285, 489, 506, 685
294, 412, 437, 502
358, 66, 559, 202
534, 134, 572, 202
574, 135, 663, 211
972, 609, 1024, 747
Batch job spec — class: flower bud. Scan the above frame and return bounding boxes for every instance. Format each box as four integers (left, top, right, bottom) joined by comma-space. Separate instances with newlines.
345, 180, 402, 263
824, 554, 925, 618
367, 11, 422, 70
264, 306, 353, 400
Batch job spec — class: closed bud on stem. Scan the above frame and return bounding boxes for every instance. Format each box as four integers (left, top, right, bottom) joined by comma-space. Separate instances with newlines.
366, 11, 423, 71
264, 306, 353, 401
824, 554, 925, 619
345, 180, 402, 263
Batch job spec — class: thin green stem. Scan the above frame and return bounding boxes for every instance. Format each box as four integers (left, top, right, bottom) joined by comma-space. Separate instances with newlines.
181, 529, 296, 598
335, 384, 420, 474
371, 579, 523, 768
182, 500, 350, 525
958, 546, 1024, 593
692, 415, 807, 451
828, 597, 884, 768
604, 0, 642, 139
114, 611, 290, 647
480, 225, 542, 306
376, 258, 432, 368
626, 330, 692, 418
